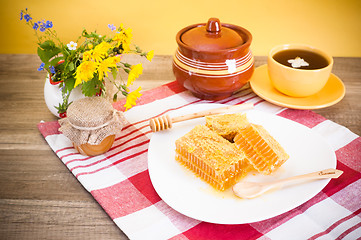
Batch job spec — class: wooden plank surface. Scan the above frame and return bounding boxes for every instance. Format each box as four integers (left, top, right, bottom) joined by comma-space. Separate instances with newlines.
0, 54, 360, 240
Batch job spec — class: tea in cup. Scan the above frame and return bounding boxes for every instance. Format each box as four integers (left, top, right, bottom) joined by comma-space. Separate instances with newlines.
267, 44, 333, 97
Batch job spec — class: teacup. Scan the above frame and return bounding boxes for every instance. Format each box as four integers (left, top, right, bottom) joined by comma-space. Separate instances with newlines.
267, 44, 333, 97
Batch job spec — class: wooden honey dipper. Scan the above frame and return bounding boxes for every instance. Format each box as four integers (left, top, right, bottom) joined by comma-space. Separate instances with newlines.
149, 103, 254, 132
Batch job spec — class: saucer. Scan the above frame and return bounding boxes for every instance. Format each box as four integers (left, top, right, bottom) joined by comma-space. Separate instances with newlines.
250, 65, 345, 109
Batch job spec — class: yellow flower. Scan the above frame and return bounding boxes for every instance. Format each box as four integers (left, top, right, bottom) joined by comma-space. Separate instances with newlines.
74, 61, 98, 87
97, 61, 111, 81
91, 42, 112, 62
127, 63, 143, 87
83, 50, 93, 61
112, 25, 132, 52
122, 28, 132, 52
97, 56, 120, 80
95, 41, 112, 54
112, 32, 122, 45
124, 87, 142, 111
146, 50, 154, 62
90, 51, 102, 63
108, 55, 121, 65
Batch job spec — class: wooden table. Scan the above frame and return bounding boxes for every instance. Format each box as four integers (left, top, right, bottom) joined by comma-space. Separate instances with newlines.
0, 55, 360, 239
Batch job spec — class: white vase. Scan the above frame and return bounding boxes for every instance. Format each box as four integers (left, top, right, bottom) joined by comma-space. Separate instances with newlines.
44, 76, 85, 117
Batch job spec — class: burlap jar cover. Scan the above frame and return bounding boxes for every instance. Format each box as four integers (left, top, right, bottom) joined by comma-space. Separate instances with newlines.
58, 97, 127, 147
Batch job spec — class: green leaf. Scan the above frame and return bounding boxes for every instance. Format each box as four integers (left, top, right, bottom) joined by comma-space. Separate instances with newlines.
39, 40, 56, 50
111, 67, 117, 80
123, 62, 131, 68
82, 29, 101, 39
121, 85, 128, 91
113, 93, 118, 102
50, 56, 64, 67
82, 29, 91, 38
62, 46, 70, 58
67, 62, 75, 71
37, 48, 48, 65
63, 77, 76, 92
81, 78, 101, 97
54, 91, 71, 113
37, 40, 61, 66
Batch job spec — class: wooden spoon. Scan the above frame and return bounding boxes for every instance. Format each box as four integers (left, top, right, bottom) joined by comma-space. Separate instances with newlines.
233, 168, 343, 199
149, 103, 253, 132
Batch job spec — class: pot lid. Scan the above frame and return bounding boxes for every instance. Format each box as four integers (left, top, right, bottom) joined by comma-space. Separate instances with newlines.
180, 18, 244, 51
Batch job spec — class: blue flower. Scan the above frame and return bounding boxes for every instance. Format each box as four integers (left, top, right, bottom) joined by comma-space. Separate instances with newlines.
37, 63, 45, 71
45, 20, 53, 28
20, 11, 23, 20
108, 24, 116, 31
33, 22, 39, 30
35, 20, 46, 32
24, 14, 32, 22
49, 66, 55, 74
39, 25, 46, 32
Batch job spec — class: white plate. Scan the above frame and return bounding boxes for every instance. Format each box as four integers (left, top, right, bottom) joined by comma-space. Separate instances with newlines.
148, 104, 336, 224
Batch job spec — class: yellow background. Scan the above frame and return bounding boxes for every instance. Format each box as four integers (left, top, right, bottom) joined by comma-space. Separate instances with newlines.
1, 0, 361, 56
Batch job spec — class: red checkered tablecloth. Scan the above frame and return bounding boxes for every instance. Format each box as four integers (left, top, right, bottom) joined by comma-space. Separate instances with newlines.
38, 81, 361, 240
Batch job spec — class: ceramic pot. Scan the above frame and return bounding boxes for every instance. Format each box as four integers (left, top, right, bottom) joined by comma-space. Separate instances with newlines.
173, 18, 254, 100
44, 75, 85, 118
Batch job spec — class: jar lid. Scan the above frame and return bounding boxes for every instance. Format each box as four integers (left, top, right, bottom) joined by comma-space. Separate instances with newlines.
59, 97, 127, 145
67, 97, 114, 128
180, 18, 244, 51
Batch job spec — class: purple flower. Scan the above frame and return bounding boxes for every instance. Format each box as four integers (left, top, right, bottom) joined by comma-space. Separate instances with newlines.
20, 11, 23, 20
49, 66, 55, 74
37, 63, 45, 71
45, 20, 53, 28
108, 24, 116, 31
24, 14, 32, 22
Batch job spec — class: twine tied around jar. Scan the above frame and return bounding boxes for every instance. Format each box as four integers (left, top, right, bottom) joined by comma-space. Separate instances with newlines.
58, 97, 127, 146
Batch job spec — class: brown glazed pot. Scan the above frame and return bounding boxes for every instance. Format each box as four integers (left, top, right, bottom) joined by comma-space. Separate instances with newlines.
173, 18, 254, 100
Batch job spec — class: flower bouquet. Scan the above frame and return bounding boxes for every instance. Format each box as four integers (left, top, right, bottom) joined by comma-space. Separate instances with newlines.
20, 8, 154, 117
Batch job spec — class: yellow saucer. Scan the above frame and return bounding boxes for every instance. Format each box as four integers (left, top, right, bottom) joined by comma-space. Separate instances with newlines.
250, 65, 346, 109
